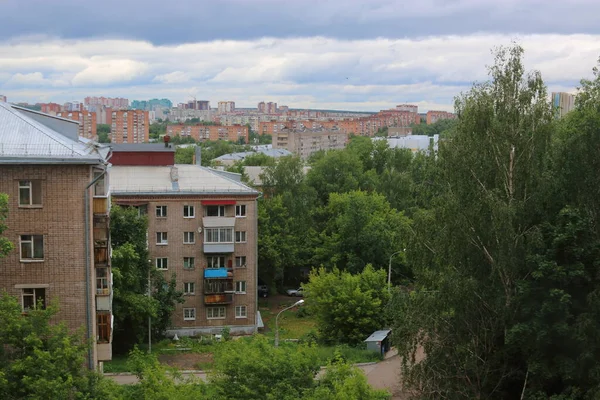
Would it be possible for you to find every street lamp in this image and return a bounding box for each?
[274,299,304,347]
[388,249,405,293]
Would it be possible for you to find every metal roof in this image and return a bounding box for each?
[214,148,293,161]
[0,102,105,164]
[110,164,260,196]
[364,329,392,342]
[110,143,176,153]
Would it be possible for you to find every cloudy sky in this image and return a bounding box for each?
[1,0,599,112]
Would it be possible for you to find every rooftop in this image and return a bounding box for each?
[364,329,392,343]
[110,143,176,153]
[110,164,260,196]
[214,148,292,162]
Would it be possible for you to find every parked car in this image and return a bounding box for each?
[258,285,269,298]
[286,287,304,297]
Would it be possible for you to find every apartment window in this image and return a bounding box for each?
[183,205,195,218]
[183,308,196,321]
[20,235,44,260]
[22,288,46,311]
[156,257,168,270]
[18,180,42,206]
[184,282,195,295]
[235,281,246,293]
[205,205,225,217]
[205,228,233,243]
[235,231,247,243]
[156,206,167,218]
[183,232,195,244]
[235,205,246,217]
[235,256,247,268]
[156,232,168,245]
[96,267,109,294]
[97,313,111,343]
[93,170,107,197]
[235,305,247,319]
[206,256,226,269]
[183,257,195,270]
[207,307,226,319]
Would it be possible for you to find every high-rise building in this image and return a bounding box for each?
[63,101,82,112]
[257,102,266,113]
[396,104,419,113]
[110,110,149,144]
[40,103,62,114]
[552,92,576,118]
[426,110,456,125]
[266,102,277,114]
[0,95,7,103]
[84,97,128,110]
[0,102,113,368]
[57,111,98,140]
[218,101,236,114]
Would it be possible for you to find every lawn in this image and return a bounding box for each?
[258,295,317,340]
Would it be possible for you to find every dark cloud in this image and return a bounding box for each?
[1,0,598,44]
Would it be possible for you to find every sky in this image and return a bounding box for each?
[1,0,599,112]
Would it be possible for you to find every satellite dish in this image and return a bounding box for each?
[197,227,203,233]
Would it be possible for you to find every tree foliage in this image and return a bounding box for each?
[0,194,14,257]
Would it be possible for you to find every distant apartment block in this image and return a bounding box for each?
[57,111,98,140]
[0,95,6,102]
[426,110,456,125]
[63,101,82,112]
[266,102,277,114]
[272,128,348,159]
[552,92,576,118]
[257,102,265,113]
[396,104,419,113]
[110,110,149,144]
[218,101,236,114]
[131,98,174,111]
[84,97,128,110]
[0,102,113,368]
[167,124,249,143]
[40,103,62,114]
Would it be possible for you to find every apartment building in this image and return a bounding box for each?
[110,109,149,144]
[0,95,6,102]
[110,160,260,336]
[0,102,113,368]
[273,128,348,159]
[166,124,249,143]
[426,110,456,125]
[40,103,62,114]
[552,92,576,118]
[217,101,235,114]
[56,110,98,140]
[84,96,128,110]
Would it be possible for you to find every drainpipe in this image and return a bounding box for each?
[84,165,108,370]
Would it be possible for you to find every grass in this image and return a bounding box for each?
[103,354,129,373]
[259,296,318,340]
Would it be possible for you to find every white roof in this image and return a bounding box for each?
[214,148,293,162]
[364,329,392,342]
[110,164,260,196]
[0,102,105,164]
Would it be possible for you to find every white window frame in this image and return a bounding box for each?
[184,282,195,295]
[206,256,226,269]
[156,205,167,218]
[235,256,247,268]
[235,281,246,294]
[235,231,247,243]
[156,257,168,270]
[18,180,42,207]
[20,235,44,261]
[205,205,225,217]
[183,257,195,270]
[156,232,168,245]
[183,308,196,321]
[183,231,195,244]
[96,267,109,294]
[183,205,195,218]
[235,204,246,217]
[235,305,247,319]
[205,228,233,244]
[22,288,46,312]
[207,306,226,320]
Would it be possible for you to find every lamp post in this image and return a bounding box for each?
[275,299,304,347]
[388,250,405,293]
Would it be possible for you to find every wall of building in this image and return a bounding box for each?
[110,110,150,143]
[110,151,175,166]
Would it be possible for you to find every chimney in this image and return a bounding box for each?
[194,146,202,166]
[170,166,179,182]
[163,134,171,148]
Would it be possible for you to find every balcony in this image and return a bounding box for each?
[94,247,109,265]
[93,197,109,215]
[204,293,234,305]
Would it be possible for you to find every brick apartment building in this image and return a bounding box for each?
[0,95,6,102]
[217,101,235,114]
[110,151,260,336]
[273,128,348,159]
[426,110,456,125]
[0,102,113,368]
[56,110,98,141]
[40,103,62,114]
[166,124,249,143]
[110,110,149,143]
[84,96,128,110]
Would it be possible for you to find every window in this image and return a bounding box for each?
[20,235,44,260]
[183,205,195,218]
[235,281,246,293]
[19,180,42,206]
[183,257,195,270]
[183,308,196,321]
[207,256,226,269]
[235,231,247,243]
[156,206,167,218]
[235,256,247,268]
[205,228,233,243]
[156,257,168,270]
[93,170,107,197]
[207,307,226,319]
[22,288,46,311]
[184,282,195,295]
[156,232,168,245]
[235,305,247,318]
[235,205,246,217]
[96,267,109,294]
[183,232,195,244]
[97,312,111,343]
[205,205,225,217]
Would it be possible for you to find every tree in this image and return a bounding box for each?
[0,194,14,257]
[306,150,367,204]
[175,146,195,164]
[0,293,121,399]
[97,124,111,143]
[304,265,390,345]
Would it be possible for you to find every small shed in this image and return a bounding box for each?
[364,329,392,355]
